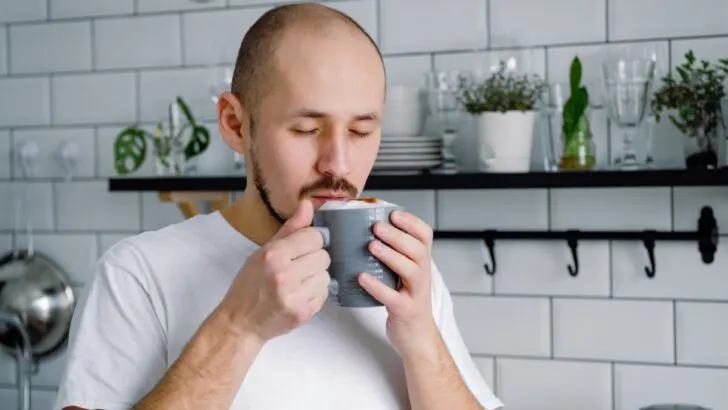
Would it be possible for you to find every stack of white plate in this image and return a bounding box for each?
[374,136,443,171]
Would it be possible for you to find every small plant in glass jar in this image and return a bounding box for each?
[113,96,210,176]
[558,56,596,170]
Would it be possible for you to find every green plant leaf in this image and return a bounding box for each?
[113,127,147,175]
[176,96,197,126]
[184,125,211,160]
[569,56,582,92]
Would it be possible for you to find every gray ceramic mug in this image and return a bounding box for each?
[312,203,402,307]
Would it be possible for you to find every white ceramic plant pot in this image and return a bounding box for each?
[475,111,537,172]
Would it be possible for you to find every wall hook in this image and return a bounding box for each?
[643,234,656,279]
[483,231,496,275]
[566,230,579,277]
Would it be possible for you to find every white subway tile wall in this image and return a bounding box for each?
[0,0,726,408]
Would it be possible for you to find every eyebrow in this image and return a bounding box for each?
[291,109,380,122]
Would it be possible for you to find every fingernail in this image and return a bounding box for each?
[392,211,404,222]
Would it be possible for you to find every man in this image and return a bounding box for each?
[55,3,503,410]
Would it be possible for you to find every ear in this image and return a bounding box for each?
[217,91,251,156]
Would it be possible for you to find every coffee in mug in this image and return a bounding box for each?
[312,197,402,307]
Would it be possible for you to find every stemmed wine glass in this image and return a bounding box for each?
[602,55,656,169]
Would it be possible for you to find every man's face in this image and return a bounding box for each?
[248,29,385,223]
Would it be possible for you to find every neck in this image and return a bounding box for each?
[220,188,281,247]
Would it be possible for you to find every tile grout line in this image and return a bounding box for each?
[670,187,675,231]
[448,292,728,304]
[95,232,102,259]
[673,300,678,365]
[48,73,54,126]
[90,19,96,70]
[4,25,10,75]
[9,130,15,180]
[178,13,186,67]
[51,181,58,232]
[610,362,616,410]
[549,297,555,358]
[134,69,141,123]
[93,126,100,178]
[138,191,144,232]
[469,353,728,369]
[2,5,726,48]
[492,357,498,396]
[604,0,609,42]
[608,240,614,298]
[484,0,490,49]
[2,31,727,81]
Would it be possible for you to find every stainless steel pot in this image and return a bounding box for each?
[0,147,77,410]
[0,249,76,410]
[0,249,76,358]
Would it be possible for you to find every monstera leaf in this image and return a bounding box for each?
[114,126,148,175]
[175,96,211,160]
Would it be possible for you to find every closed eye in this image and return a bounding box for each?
[350,130,371,137]
[293,128,319,135]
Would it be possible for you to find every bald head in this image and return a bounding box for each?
[231,3,384,129]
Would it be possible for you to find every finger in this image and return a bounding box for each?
[390,210,433,246]
[270,198,314,241]
[298,270,331,303]
[288,249,331,284]
[369,240,423,291]
[358,272,402,309]
[274,227,327,260]
[373,222,427,264]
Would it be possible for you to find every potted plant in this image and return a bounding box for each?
[114,96,210,176]
[457,61,546,172]
[558,56,596,170]
[651,50,728,169]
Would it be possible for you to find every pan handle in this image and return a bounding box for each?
[0,312,33,410]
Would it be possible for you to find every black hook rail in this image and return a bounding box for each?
[433,206,719,278]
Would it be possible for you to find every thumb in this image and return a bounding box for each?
[271,198,314,240]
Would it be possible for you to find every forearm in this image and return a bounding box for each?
[400,322,482,410]
[135,307,263,410]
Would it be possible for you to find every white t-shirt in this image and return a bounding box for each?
[54,211,503,410]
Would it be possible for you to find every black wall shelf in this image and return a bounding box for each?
[108,168,728,192]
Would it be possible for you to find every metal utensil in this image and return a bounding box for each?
[0,145,76,410]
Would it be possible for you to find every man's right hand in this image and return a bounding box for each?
[218,198,332,344]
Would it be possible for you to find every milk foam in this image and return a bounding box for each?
[318,198,396,210]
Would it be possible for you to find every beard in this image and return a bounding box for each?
[250,143,359,226]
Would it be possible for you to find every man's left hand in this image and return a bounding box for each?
[358,209,438,356]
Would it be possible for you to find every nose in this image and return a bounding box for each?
[315,128,352,178]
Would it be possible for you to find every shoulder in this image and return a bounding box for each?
[98,213,220,288]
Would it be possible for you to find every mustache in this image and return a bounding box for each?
[300,175,358,198]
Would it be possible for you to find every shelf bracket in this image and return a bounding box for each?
[158,191,231,219]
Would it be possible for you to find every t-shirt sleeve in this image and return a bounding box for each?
[430,260,504,410]
[54,244,168,410]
